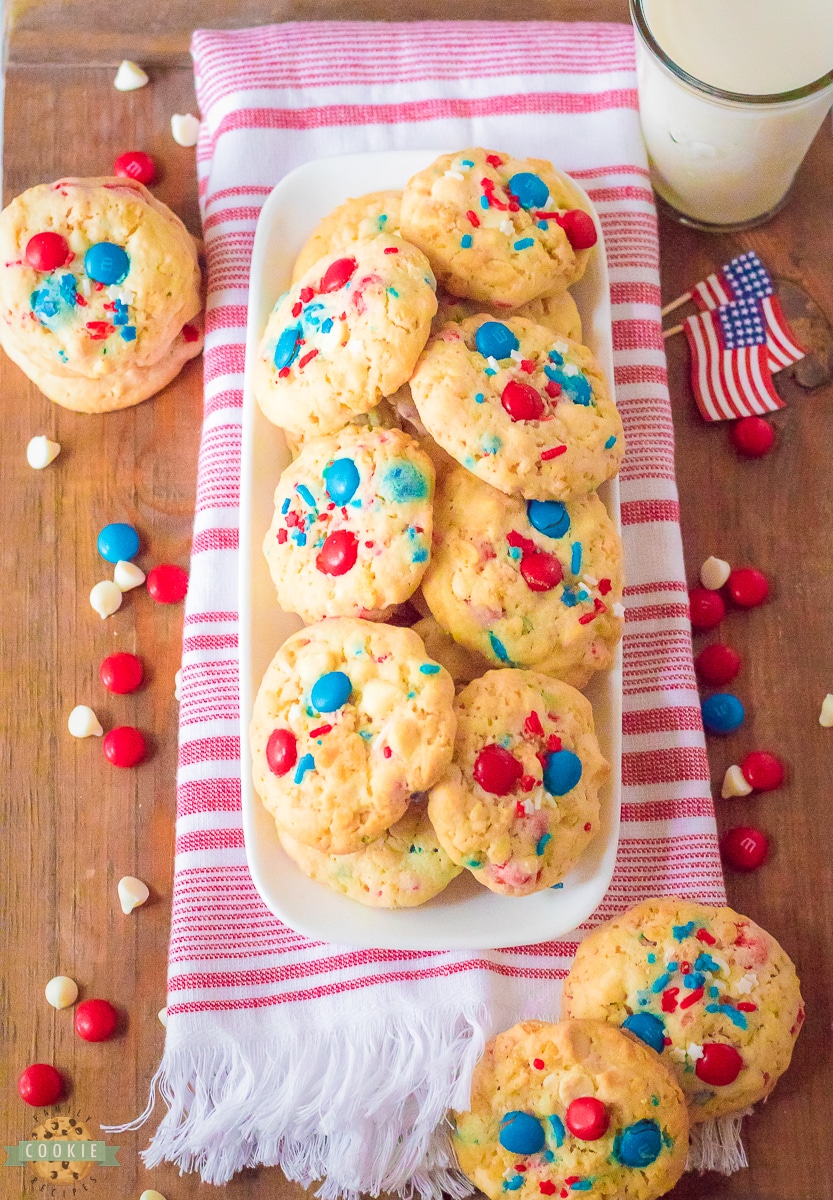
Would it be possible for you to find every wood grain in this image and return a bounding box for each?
[1,4,831,1197]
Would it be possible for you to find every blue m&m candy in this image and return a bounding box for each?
[310,671,352,713]
[701,692,745,734]
[97,522,140,563]
[475,321,519,361]
[274,325,302,370]
[543,748,583,796]
[324,458,360,505]
[499,1112,545,1156]
[508,171,549,210]
[613,1120,663,1168]
[622,1012,666,1054]
[84,242,130,286]
[527,499,570,540]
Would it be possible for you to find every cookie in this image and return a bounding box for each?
[263,425,435,622]
[409,316,623,500]
[282,396,402,459]
[254,235,437,439]
[291,190,403,283]
[428,669,608,896]
[412,613,491,685]
[421,465,623,687]
[250,618,456,854]
[30,1116,95,1184]
[562,898,805,1122]
[433,289,582,343]
[276,805,462,908]
[400,148,597,308]
[452,1018,688,1200]
[0,176,203,412]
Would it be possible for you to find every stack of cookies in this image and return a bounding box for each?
[249,148,625,907]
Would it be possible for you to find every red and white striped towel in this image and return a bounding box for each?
[112,22,734,1195]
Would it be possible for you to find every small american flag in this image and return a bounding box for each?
[683,297,786,422]
[692,251,806,372]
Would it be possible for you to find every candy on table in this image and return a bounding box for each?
[147,563,189,603]
[688,587,725,631]
[113,59,149,90]
[701,692,745,734]
[68,705,103,738]
[114,560,146,591]
[100,651,143,694]
[113,150,156,185]
[699,555,731,590]
[564,1096,609,1140]
[731,415,775,458]
[819,694,833,727]
[721,825,769,871]
[118,876,150,914]
[45,975,78,1009]
[140,1190,169,1200]
[741,751,785,791]
[174,667,182,701]
[17,1063,63,1106]
[171,112,200,146]
[157,1007,168,1027]
[26,435,61,469]
[75,998,118,1042]
[98,522,140,563]
[695,642,741,686]
[90,580,123,618]
[103,726,147,767]
[721,765,753,799]
[727,566,769,608]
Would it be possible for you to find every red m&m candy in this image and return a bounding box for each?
[319,256,357,293]
[727,567,769,608]
[25,231,70,272]
[731,416,775,459]
[103,726,146,767]
[695,643,741,686]
[689,587,725,631]
[100,651,143,694]
[501,380,545,422]
[695,1043,743,1086]
[520,551,563,592]
[113,150,156,185]
[147,564,189,604]
[266,728,297,776]
[565,1097,609,1140]
[473,744,523,795]
[555,209,598,250]
[741,751,785,791]
[316,530,358,576]
[18,1063,64,1106]
[721,825,769,872]
[75,998,118,1042]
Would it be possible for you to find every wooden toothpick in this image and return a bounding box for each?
[662,324,684,339]
[661,291,693,318]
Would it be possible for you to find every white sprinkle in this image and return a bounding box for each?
[120,288,136,304]
[669,1047,686,1063]
[45,975,78,1009]
[78,275,91,297]
[721,764,753,799]
[174,668,182,702]
[171,113,200,147]
[734,971,758,995]
[90,580,122,618]
[553,340,570,354]
[114,559,146,592]
[68,705,103,738]
[499,219,513,236]
[157,1008,168,1028]
[118,875,150,914]
[510,349,524,362]
[819,694,833,727]
[487,356,499,371]
[687,1042,704,1061]
[583,573,599,587]
[700,555,731,590]
[562,362,580,377]
[613,601,625,619]
[114,60,149,91]
[444,169,465,180]
[26,435,61,469]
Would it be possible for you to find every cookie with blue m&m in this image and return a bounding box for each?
[401,148,598,308]
[433,288,583,343]
[263,425,435,622]
[0,177,203,412]
[254,234,437,439]
[290,190,403,283]
[250,618,456,854]
[452,1019,688,1200]
[409,316,623,501]
[562,898,805,1121]
[428,670,607,896]
[420,465,623,688]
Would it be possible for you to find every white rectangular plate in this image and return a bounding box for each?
[240,151,621,950]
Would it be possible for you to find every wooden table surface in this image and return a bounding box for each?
[2,3,831,1198]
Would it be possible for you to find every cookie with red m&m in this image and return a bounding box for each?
[433,288,583,343]
[401,149,597,308]
[562,898,804,1121]
[0,177,203,412]
[250,618,456,854]
[409,316,623,501]
[254,235,437,438]
[421,465,623,687]
[290,190,404,283]
[452,1019,688,1200]
[263,426,435,622]
[428,669,608,896]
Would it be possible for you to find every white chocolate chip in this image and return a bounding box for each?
[819,694,833,727]
[118,876,150,914]
[140,1191,168,1200]
[114,60,149,91]
[499,219,513,236]
[45,975,78,1009]
[68,705,103,738]
[171,113,200,147]
[90,580,123,618]
[444,169,464,180]
[26,435,61,469]
[700,555,731,590]
[114,559,146,592]
[721,764,753,799]
[157,1007,168,1027]
[174,668,182,702]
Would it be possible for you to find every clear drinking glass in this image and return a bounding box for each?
[630,0,833,231]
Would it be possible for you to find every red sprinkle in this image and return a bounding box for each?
[501,379,545,422]
[577,611,597,625]
[75,294,87,306]
[598,578,612,596]
[383,746,392,759]
[299,286,315,302]
[520,550,563,592]
[279,367,290,378]
[18,1063,63,1107]
[292,301,303,317]
[538,1183,556,1196]
[316,530,358,576]
[100,651,143,695]
[533,1057,545,1069]
[524,711,544,737]
[661,987,679,1013]
[277,528,288,544]
[383,246,399,253]
[309,724,333,738]
[547,734,562,752]
[507,530,537,555]
[519,358,537,374]
[516,801,527,816]
[583,822,591,831]
[473,743,524,796]
[86,320,115,340]
[75,998,118,1042]
[25,231,70,272]
[680,986,704,1009]
[103,726,146,768]
[298,348,318,370]
[319,256,357,293]
[147,563,189,604]
[679,961,691,975]
[486,153,504,167]
[267,728,297,776]
[544,379,562,399]
[696,928,716,945]
[540,446,567,461]
[465,209,481,227]
[521,775,536,792]
[113,149,156,184]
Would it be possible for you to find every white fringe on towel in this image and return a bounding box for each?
[687,1112,748,1175]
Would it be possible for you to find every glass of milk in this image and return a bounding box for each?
[631,0,833,229]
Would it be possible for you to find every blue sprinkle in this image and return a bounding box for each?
[684,973,706,989]
[295,483,316,508]
[651,973,672,993]
[31,288,59,321]
[673,921,697,941]
[461,234,473,249]
[387,287,399,298]
[320,317,333,334]
[419,664,441,674]
[537,220,549,230]
[484,367,496,376]
[412,547,428,563]
[378,213,388,225]
[576,590,589,602]
[695,952,720,973]
[502,1177,524,1192]
[489,632,510,662]
[561,588,579,608]
[475,392,485,404]
[706,1003,748,1030]
[513,237,535,251]
[604,435,617,449]
[709,985,720,997]
[542,1150,555,1163]
[536,833,552,856]
[571,1182,592,1192]
[667,962,678,971]
[570,542,582,575]
[281,497,291,514]
[120,325,136,341]
[548,349,564,365]
[547,1115,565,1147]
[481,434,502,455]
[59,274,78,305]
[358,730,372,741]
[480,195,489,209]
[291,530,306,547]
[294,753,315,784]
[550,883,564,889]
[461,159,474,167]
[508,546,522,561]
[57,349,68,362]
[647,953,656,963]
[379,460,429,503]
